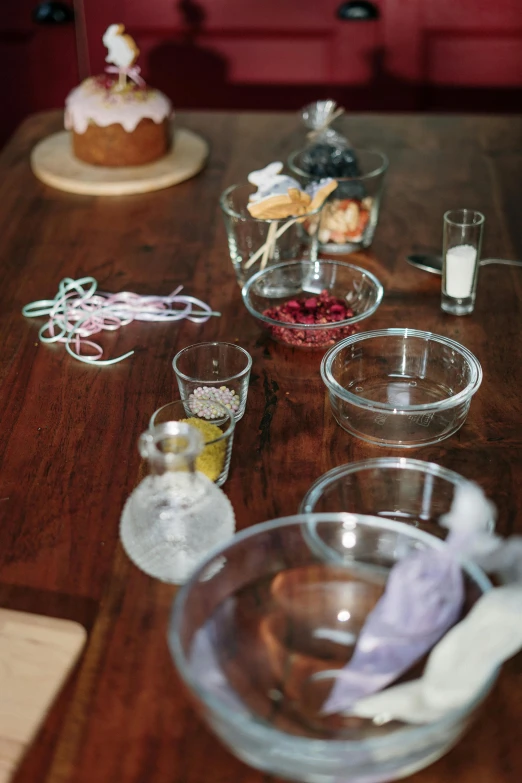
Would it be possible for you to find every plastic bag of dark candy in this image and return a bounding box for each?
[292,101,366,205]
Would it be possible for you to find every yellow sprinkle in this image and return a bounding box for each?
[181,418,227,482]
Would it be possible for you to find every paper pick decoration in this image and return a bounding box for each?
[247,162,337,220]
[243,162,337,271]
[103,24,139,69]
[103,24,144,88]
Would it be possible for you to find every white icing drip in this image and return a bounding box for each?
[65,76,173,134]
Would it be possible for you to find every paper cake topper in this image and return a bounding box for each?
[103,24,144,88]
[247,162,337,220]
[103,24,139,68]
[243,162,337,271]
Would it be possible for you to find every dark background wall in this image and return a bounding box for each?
[3,0,522,146]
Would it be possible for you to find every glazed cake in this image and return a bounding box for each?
[65,74,173,167]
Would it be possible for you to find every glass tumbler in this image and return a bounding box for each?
[441,209,485,316]
[173,342,252,421]
[149,399,235,487]
[288,149,388,254]
[220,183,323,286]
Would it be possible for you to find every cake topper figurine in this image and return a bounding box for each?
[244,162,337,271]
[103,24,144,89]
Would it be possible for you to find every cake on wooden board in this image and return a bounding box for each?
[64,24,172,167]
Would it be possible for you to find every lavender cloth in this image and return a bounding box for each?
[322,548,464,715]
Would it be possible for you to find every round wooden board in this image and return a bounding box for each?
[30,126,208,196]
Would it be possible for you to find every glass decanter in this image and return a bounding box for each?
[120,421,236,584]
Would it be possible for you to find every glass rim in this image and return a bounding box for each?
[241,260,384,331]
[173,341,253,384]
[300,457,481,514]
[169,512,494,753]
[287,148,389,182]
[219,182,325,223]
[149,398,236,445]
[443,209,485,228]
[321,328,483,412]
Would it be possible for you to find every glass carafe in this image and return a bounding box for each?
[120,422,236,584]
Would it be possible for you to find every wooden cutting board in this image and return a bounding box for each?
[30,126,208,196]
[0,609,86,783]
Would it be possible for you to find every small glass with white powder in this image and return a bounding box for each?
[441,209,485,316]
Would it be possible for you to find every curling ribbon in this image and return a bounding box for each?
[22,277,220,367]
[105,65,146,87]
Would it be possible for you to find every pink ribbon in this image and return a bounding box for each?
[22,278,220,366]
[105,65,146,87]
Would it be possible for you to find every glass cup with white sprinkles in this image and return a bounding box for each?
[173,342,252,421]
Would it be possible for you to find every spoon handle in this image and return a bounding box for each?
[481,258,522,267]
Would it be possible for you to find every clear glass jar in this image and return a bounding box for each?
[120,422,235,584]
[220,183,323,286]
[288,149,388,254]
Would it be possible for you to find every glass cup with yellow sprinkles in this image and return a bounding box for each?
[149,399,235,487]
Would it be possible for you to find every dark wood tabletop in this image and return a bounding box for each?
[1,110,522,783]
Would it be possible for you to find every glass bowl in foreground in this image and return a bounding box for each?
[169,513,494,783]
[321,328,482,447]
[300,458,495,539]
[242,259,383,350]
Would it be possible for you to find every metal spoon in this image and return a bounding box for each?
[407,254,522,275]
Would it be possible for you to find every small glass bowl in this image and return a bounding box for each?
[321,328,482,447]
[300,458,495,539]
[173,342,252,421]
[149,399,235,486]
[288,149,388,254]
[242,259,383,350]
[220,183,324,286]
[169,512,494,783]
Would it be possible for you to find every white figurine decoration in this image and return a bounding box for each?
[103,24,144,89]
[247,162,301,204]
[244,161,337,271]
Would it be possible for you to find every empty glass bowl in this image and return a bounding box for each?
[169,513,493,783]
[300,458,495,539]
[321,328,482,447]
[242,260,383,349]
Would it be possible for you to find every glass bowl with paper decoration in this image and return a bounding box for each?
[169,512,495,783]
[241,260,383,349]
[300,458,495,540]
[321,329,482,447]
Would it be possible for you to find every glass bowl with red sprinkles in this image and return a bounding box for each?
[242,260,383,349]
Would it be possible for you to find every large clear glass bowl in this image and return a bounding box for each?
[242,259,383,350]
[169,513,494,783]
[300,458,495,539]
[321,328,482,447]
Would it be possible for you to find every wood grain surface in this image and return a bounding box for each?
[0,110,521,783]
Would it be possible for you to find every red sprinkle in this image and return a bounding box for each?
[263,289,359,347]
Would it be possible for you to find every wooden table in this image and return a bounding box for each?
[1,110,522,783]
